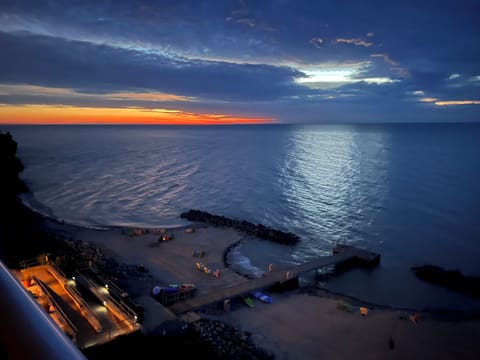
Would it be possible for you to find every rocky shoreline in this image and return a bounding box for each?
[190,318,274,360]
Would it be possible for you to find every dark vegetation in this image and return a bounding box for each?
[0,131,107,270]
[0,131,57,267]
[0,131,28,198]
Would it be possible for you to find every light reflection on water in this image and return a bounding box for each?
[5,123,480,310]
[238,125,480,310]
[269,125,390,263]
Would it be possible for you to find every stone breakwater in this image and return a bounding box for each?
[411,264,480,299]
[180,209,300,245]
[190,318,273,360]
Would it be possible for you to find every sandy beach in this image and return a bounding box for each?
[220,292,480,360]
[34,215,480,360]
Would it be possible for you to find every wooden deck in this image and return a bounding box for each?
[169,245,379,314]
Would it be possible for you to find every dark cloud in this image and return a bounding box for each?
[0,31,310,101]
[0,0,479,122]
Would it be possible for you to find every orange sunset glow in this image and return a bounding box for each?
[0,105,274,125]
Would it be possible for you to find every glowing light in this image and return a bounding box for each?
[420,97,438,103]
[295,63,397,89]
[434,100,480,106]
[361,77,398,84]
[296,69,353,83]
[0,104,274,125]
[152,108,181,113]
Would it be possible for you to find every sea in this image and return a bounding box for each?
[3,123,480,311]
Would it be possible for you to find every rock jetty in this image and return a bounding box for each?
[180,209,300,245]
[411,264,480,298]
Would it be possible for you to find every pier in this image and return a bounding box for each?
[170,244,380,314]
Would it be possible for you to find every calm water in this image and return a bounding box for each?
[3,123,480,310]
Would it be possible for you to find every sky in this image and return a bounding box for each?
[0,0,479,125]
